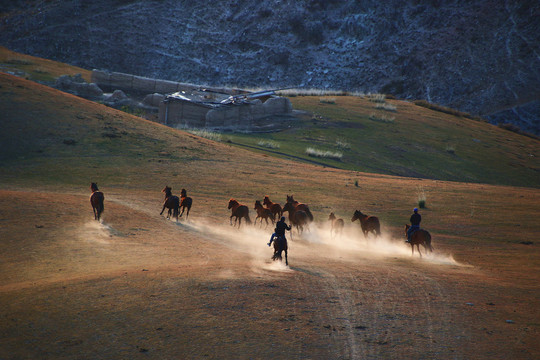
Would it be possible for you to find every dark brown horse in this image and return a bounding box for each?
[351,210,381,239]
[283,202,309,234]
[263,196,283,219]
[254,200,275,227]
[286,195,314,222]
[228,199,252,227]
[90,183,104,221]
[272,235,288,266]
[179,188,192,219]
[405,224,433,257]
[329,212,344,238]
[160,186,180,221]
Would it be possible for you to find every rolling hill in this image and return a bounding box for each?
[1,54,540,359]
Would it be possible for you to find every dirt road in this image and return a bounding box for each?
[1,189,538,359]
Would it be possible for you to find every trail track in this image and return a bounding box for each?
[1,189,538,359]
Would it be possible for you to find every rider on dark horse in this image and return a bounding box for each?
[268,216,291,247]
[406,208,421,242]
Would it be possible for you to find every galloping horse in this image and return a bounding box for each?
[405,224,433,257]
[254,200,275,227]
[228,199,252,227]
[160,186,180,221]
[351,210,381,239]
[179,188,192,219]
[272,235,288,266]
[90,183,104,221]
[328,212,344,238]
[282,202,309,234]
[263,196,283,219]
[286,195,314,222]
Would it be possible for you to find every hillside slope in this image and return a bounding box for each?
[1,71,539,360]
[1,0,538,134]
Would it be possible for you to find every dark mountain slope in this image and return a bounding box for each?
[1,0,539,133]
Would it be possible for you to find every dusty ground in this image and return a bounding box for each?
[1,188,538,360]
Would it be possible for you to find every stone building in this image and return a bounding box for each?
[91,70,294,132]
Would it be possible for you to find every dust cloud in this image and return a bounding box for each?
[172,217,460,270]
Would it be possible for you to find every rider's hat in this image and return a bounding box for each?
[281,216,286,221]
[413,208,418,212]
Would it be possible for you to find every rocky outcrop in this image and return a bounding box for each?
[55,74,103,98]
[1,0,539,133]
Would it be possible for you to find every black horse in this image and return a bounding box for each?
[160,186,180,221]
[272,235,288,266]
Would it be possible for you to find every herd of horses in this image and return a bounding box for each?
[90,183,434,264]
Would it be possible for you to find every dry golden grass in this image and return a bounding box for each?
[0,73,539,359]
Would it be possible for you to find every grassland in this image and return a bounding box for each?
[1,51,539,359]
[225,96,539,188]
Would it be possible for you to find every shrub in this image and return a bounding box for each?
[319,97,336,104]
[185,128,222,142]
[257,140,280,149]
[305,147,343,161]
[375,102,397,112]
[416,186,427,209]
[335,138,351,149]
[369,112,395,123]
[368,93,386,103]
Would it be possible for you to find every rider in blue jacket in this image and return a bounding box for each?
[407,208,421,242]
[268,217,291,246]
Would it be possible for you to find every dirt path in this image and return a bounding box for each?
[0,189,538,359]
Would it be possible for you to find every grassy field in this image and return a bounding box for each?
[1,52,539,359]
[224,96,539,188]
[0,46,91,84]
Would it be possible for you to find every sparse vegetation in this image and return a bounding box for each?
[257,140,280,149]
[369,112,395,123]
[368,93,386,103]
[375,102,397,112]
[416,185,427,208]
[185,128,223,142]
[335,138,351,150]
[414,99,479,120]
[445,144,456,154]
[305,147,343,161]
[319,97,336,105]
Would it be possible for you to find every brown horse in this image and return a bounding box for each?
[160,186,180,221]
[90,183,104,221]
[228,199,252,227]
[263,196,283,219]
[282,202,309,234]
[254,200,275,227]
[286,195,314,222]
[179,188,192,219]
[405,224,433,257]
[272,235,288,266]
[328,212,344,238]
[351,210,381,239]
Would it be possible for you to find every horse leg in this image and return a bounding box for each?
[284,248,288,266]
[93,206,97,220]
[417,244,422,258]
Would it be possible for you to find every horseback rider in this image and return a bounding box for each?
[268,216,291,247]
[406,208,421,242]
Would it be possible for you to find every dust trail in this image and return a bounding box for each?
[172,218,461,269]
[82,220,112,244]
[174,218,293,273]
[302,221,461,266]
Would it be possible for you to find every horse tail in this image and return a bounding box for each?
[245,213,252,225]
[425,232,433,252]
[305,208,314,222]
[97,193,105,215]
